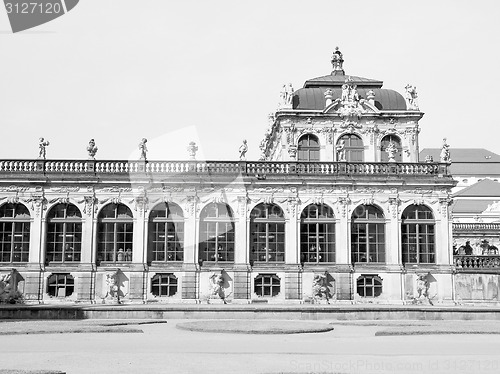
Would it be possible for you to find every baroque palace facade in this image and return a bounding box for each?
[0,50,461,305]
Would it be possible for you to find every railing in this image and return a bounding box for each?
[453,223,500,233]
[0,159,451,177]
[454,255,500,271]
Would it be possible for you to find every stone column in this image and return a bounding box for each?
[181,194,197,300]
[386,199,401,265]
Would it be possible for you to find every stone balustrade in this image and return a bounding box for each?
[0,159,450,177]
[453,223,500,233]
[454,255,500,271]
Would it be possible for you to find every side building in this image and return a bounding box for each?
[0,50,460,305]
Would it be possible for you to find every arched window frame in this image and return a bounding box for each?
[300,204,335,263]
[380,135,403,162]
[351,205,386,263]
[46,203,82,264]
[250,203,285,263]
[297,134,320,162]
[0,203,31,263]
[148,203,184,262]
[199,203,235,263]
[97,203,134,264]
[401,205,435,264]
[337,134,364,162]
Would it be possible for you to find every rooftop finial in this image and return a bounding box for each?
[331,47,345,76]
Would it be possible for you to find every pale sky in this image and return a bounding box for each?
[0,0,499,161]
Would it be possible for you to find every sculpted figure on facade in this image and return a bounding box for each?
[330,46,344,73]
[187,141,198,160]
[0,270,21,304]
[404,84,419,110]
[312,273,330,303]
[279,83,294,109]
[336,139,346,161]
[239,140,248,161]
[413,273,433,305]
[87,139,98,159]
[209,272,225,301]
[104,271,120,303]
[38,137,50,159]
[138,138,148,160]
[440,138,451,163]
[385,141,397,162]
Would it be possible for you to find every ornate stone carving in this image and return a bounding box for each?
[38,137,49,159]
[312,273,330,303]
[337,197,350,218]
[185,195,198,217]
[385,141,397,162]
[82,195,97,217]
[209,271,226,301]
[405,84,419,110]
[187,141,198,160]
[237,195,248,218]
[288,145,297,160]
[440,138,451,163]
[331,46,344,74]
[439,197,453,217]
[87,139,98,159]
[0,186,29,192]
[27,193,47,217]
[389,197,401,219]
[0,269,23,304]
[139,138,148,160]
[133,196,148,213]
[279,83,294,109]
[238,140,248,161]
[284,123,296,144]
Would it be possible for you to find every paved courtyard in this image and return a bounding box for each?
[0,319,500,374]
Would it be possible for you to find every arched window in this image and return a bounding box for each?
[401,205,435,264]
[250,203,285,263]
[46,204,82,263]
[0,203,30,263]
[199,203,235,262]
[148,203,184,262]
[337,134,364,162]
[300,204,335,263]
[380,135,402,162]
[351,205,385,263]
[297,134,320,162]
[97,204,133,263]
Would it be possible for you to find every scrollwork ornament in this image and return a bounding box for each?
[388,197,401,219]
[83,195,98,217]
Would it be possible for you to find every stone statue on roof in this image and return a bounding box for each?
[405,84,419,110]
[279,83,294,109]
[139,138,148,160]
[38,137,49,159]
[440,138,451,163]
[87,139,98,159]
[331,46,344,74]
[239,140,248,161]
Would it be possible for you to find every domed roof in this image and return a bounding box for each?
[293,86,407,111]
[292,49,408,111]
